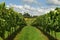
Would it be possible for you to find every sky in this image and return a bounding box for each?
[0,0,60,16]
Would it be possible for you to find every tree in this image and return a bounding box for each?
[23,12,31,18]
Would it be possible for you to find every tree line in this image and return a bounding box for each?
[31,7,60,38]
[0,2,26,40]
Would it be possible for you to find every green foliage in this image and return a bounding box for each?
[23,12,32,18]
[32,7,60,32]
[0,2,26,39]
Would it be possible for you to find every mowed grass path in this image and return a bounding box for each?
[14,26,48,40]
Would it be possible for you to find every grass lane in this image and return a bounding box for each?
[14,26,48,40]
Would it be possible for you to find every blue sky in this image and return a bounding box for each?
[0,0,60,16]
[0,0,47,7]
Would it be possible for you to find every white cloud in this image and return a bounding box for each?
[47,0,60,5]
[23,0,35,3]
[7,4,55,16]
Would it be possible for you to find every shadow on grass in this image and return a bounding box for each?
[5,26,24,40]
[36,27,58,40]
